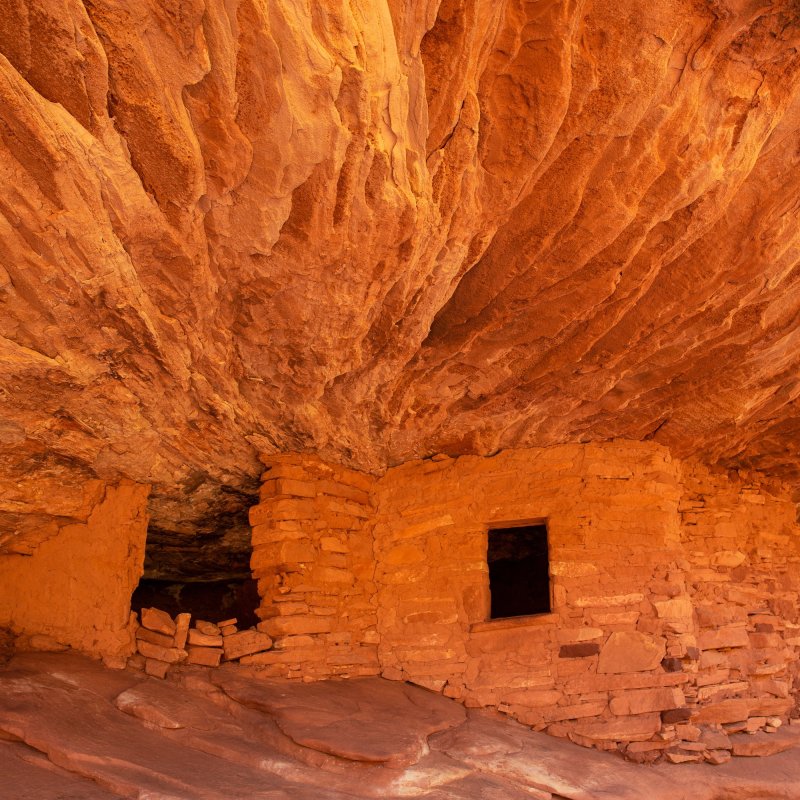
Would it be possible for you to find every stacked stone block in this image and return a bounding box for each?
[129,609,273,676]
[674,462,800,759]
[247,454,380,678]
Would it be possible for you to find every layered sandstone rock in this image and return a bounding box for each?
[1,1,800,548]
[2,651,800,798]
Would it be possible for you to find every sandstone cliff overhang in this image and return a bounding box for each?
[1,1,800,550]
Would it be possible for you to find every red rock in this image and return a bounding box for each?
[598,632,666,674]
[136,641,186,664]
[730,728,800,757]
[697,626,749,650]
[139,609,176,638]
[701,730,732,750]
[665,749,703,764]
[2,0,800,574]
[1,0,800,761]
[187,630,223,648]
[677,741,707,752]
[694,699,751,725]
[661,708,692,724]
[0,739,119,799]
[609,687,684,716]
[173,613,191,650]
[144,658,170,680]
[126,654,146,671]
[749,697,794,717]
[705,749,732,765]
[571,713,662,743]
[221,630,273,661]
[195,621,221,637]
[185,647,223,667]
[136,628,175,649]
[212,671,465,768]
[115,686,188,729]
[4,652,800,799]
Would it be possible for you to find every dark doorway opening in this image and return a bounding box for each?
[131,511,260,629]
[487,524,550,619]
[131,578,260,628]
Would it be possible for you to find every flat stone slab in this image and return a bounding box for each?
[213,669,466,767]
[114,681,220,731]
[730,727,800,757]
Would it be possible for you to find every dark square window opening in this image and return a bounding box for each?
[487,524,550,619]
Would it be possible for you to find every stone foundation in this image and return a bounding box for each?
[250,442,800,758]
[0,480,149,658]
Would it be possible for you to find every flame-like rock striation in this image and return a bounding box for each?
[1,0,800,548]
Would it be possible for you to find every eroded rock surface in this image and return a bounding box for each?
[1,653,800,800]
[1,1,800,544]
[0,740,120,800]
[213,669,466,766]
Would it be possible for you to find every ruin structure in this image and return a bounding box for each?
[2,0,800,777]
[2,441,799,760]
[249,445,800,754]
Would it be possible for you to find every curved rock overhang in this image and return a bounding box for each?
[1,0,800,556]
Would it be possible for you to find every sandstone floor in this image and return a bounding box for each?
[0,653,798,800]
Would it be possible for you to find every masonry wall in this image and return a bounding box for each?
[367,443,800,756]
[0,480,149,659]
[247,454,380,678]
[680,462,800,730]
[251,443,800,758]
[372,442,690,748]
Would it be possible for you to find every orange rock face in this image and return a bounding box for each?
[1,2,800,544]
[8,651,799,799]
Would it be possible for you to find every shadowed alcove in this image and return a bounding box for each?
[131,494,260,628]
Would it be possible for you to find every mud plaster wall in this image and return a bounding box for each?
[0,481,149,658]
[253,442,800,750]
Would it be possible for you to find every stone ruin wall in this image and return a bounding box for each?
[371,441,689,744]
[246,455,381,679]
[0,480,149,660]
[680,461,800,730]
[251,442,800,756]
[1,441,798,757]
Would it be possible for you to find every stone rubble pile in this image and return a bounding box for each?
[128,607,273,678]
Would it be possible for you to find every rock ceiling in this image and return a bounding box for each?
[1,0,800,550]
